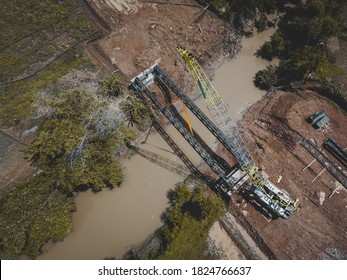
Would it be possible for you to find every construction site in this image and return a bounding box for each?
[90,0,347,259]
[1,0,346,260]
[126,51,347,259]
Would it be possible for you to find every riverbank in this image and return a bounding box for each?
[3,0,346,261]
[81,0,240,91]
[38,3,278,258]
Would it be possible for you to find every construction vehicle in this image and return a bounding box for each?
[177,47,300,219]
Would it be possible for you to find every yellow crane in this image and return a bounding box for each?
[177,47,300,218]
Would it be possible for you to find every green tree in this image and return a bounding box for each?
[201,0,278,30]
[158,186,224,260]
[27,89,128,193]
[254,65,279,90]
[306,0,325,18]
[283,45,342,80]
[255,13,268,32]
[256,0,346,84]
[258,33,286,60]
[0,174,76,259]
[99,74,123,97]
[121,92,154,131]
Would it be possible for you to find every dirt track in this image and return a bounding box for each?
[233,89,347,259]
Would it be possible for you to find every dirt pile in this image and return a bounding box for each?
[232,90,347,259]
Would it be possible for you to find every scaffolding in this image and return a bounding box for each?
[130,67,248,196]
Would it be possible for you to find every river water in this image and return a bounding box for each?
[39,28,274,260]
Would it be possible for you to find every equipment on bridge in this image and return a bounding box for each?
[168,98,193,135]
[130,65,248,197]
[177,47,300,219]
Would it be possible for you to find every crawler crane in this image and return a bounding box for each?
[177,47,300,219]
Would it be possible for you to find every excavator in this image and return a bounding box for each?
[177,47,300,219]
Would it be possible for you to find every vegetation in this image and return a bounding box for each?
[0,87,134,258]
[0,49,91,127]
[0,85,134,258]
[0,0,143,259]
[0,0,130,259]
[0,175,76,259]
[255,0,346,86]
[99,74,123,98]
[27,89,131,193]
[199,0,279,31]
[121,92,155,131]
[314,80,347,111]
[144,184,225,260]
[0,0,97,127]
[254,65,279,90]
[0,0,229,261]
[1,0,71,48]
[198,1,346,103]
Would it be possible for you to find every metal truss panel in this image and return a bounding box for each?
[301,139,347,189]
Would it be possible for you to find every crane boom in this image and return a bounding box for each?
[177,47,300,218]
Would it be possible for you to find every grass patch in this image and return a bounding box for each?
[0,47,92,127]
[0,0,71,49]
[0,0,97,128]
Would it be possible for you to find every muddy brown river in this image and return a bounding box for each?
[39,29,275,260]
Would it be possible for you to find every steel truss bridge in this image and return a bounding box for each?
[129,64,248,197]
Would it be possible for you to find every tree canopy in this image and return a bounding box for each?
[27,89,130,193]
[121,92,154,131]
[99,74,123,98]
[0,86,134,259]
[257,0,346,82]
[145,185,225,260]
[254,65,279,90]
[201,0,278,30]
[0,175,76,259]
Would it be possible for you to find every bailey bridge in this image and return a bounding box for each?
[129,64,248,197]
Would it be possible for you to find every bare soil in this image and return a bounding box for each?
[208,221,246,260]
[83,0,239,90]
[232,89,347,259]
